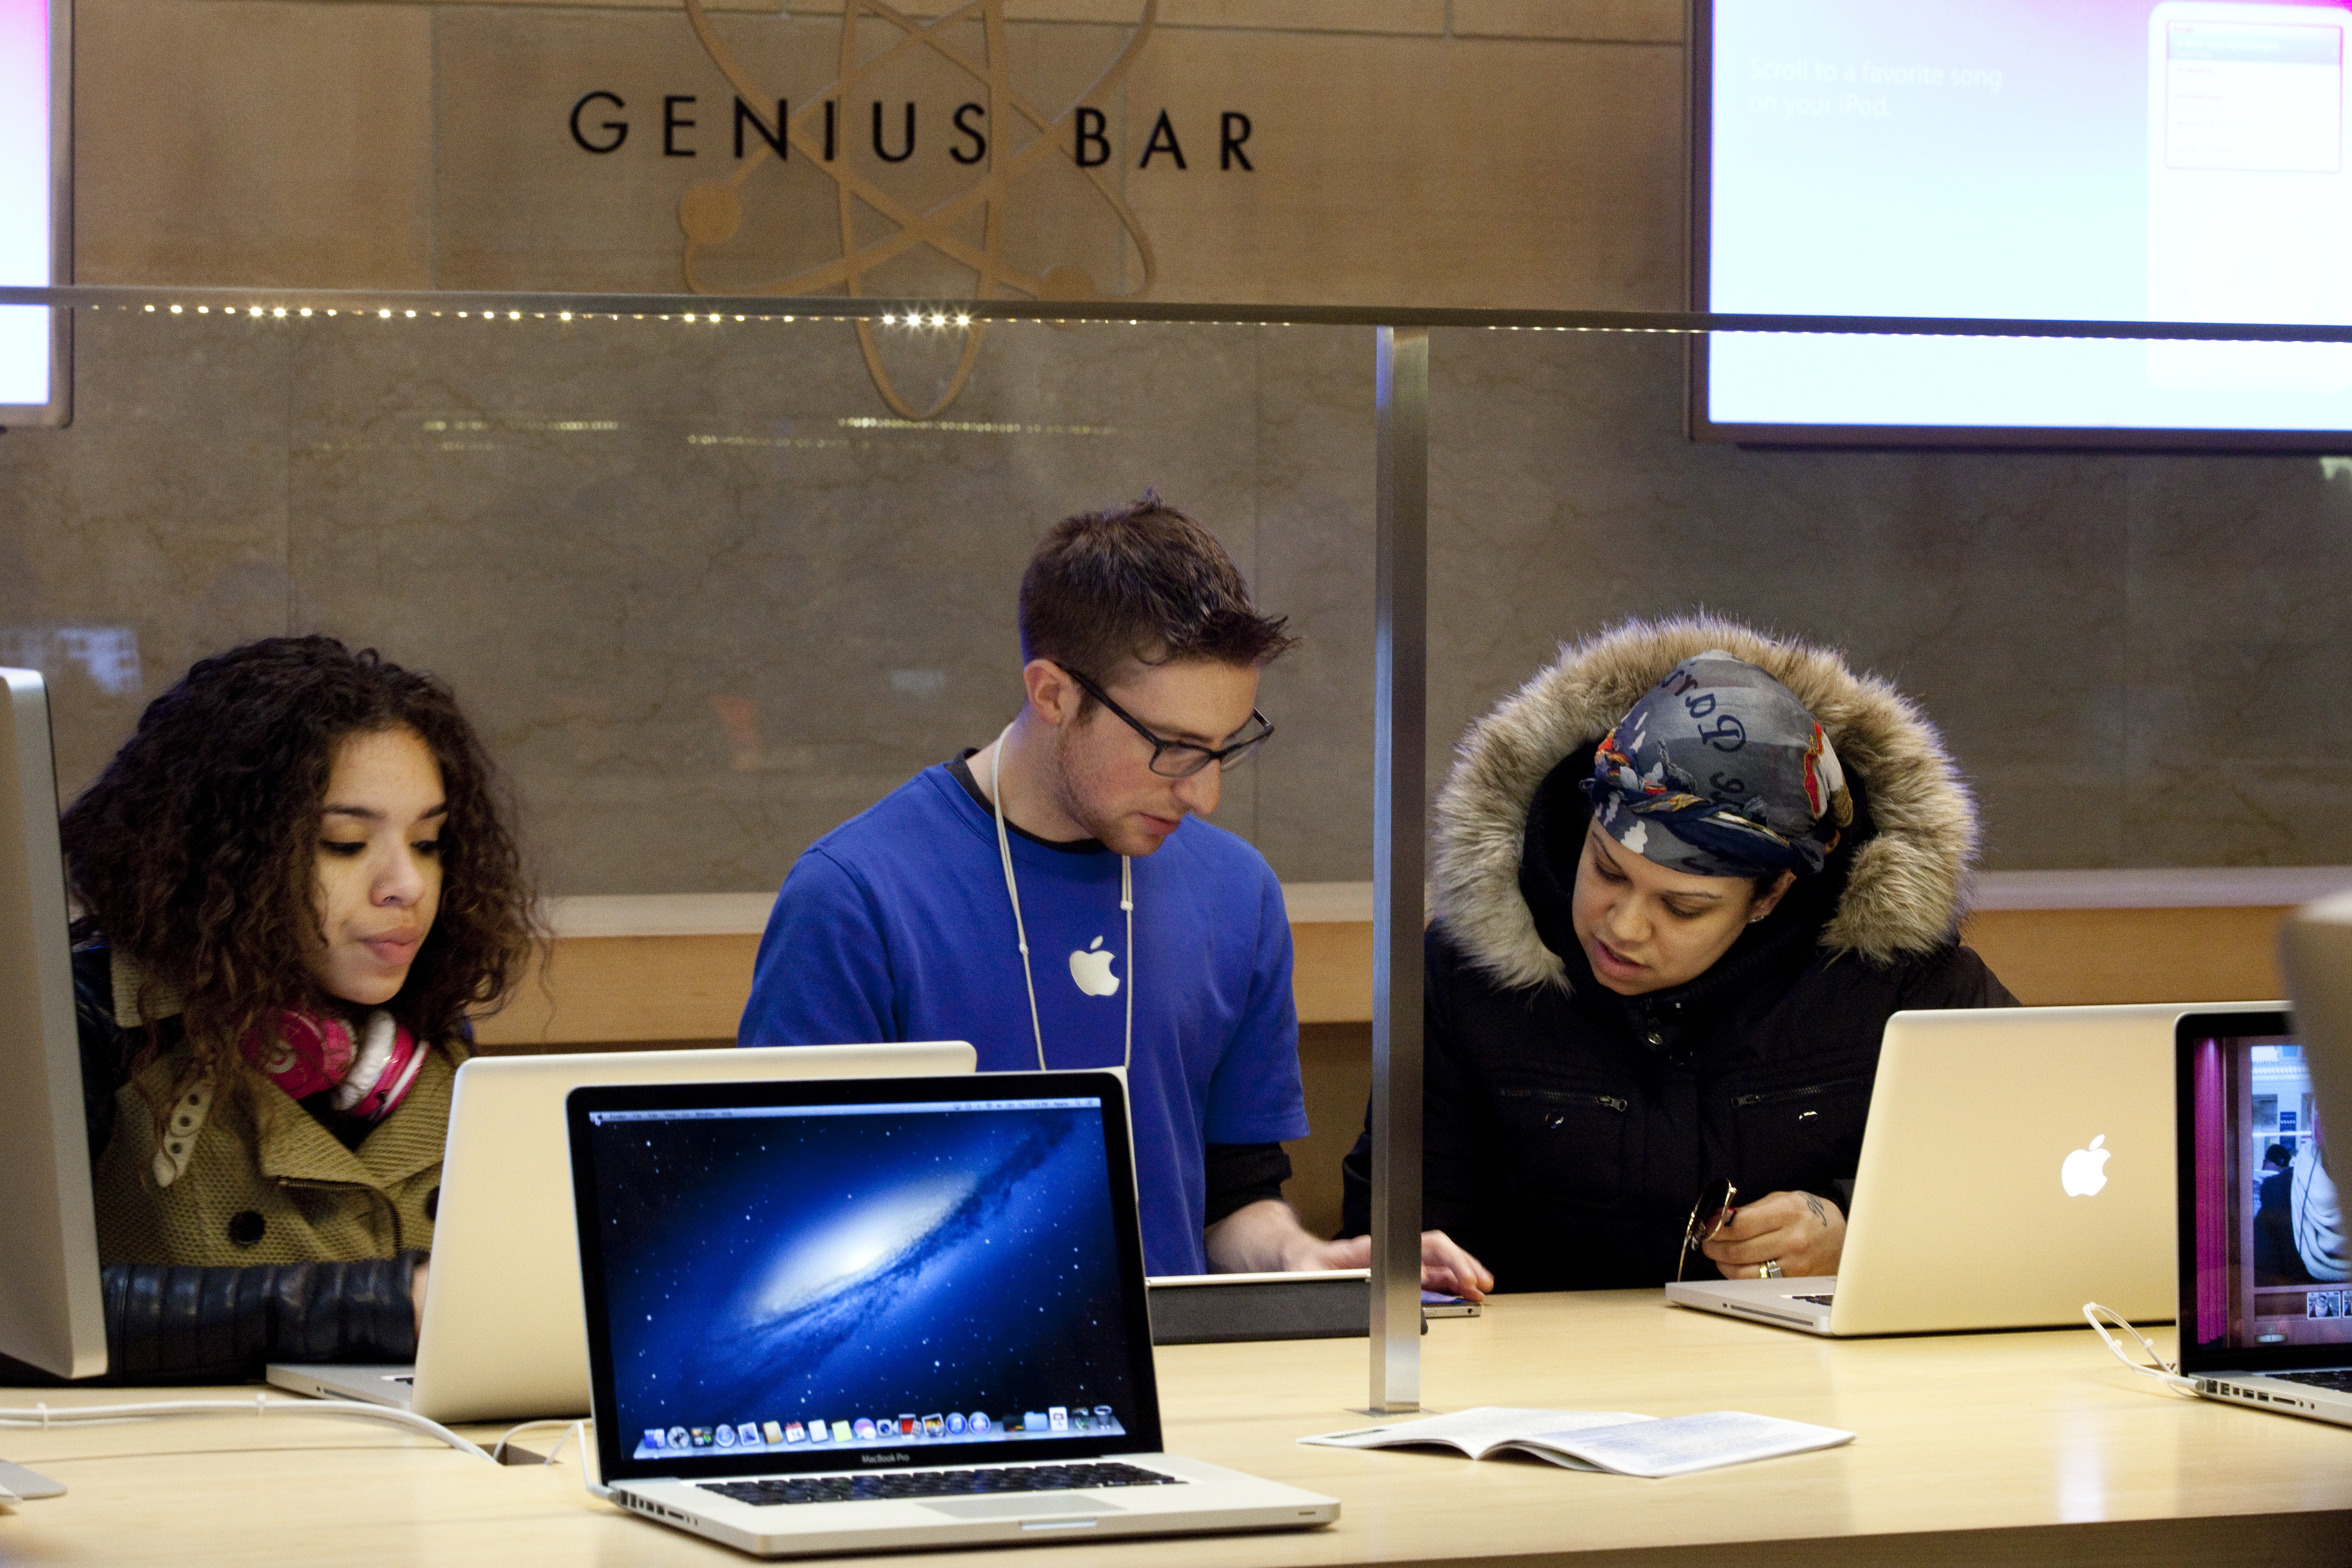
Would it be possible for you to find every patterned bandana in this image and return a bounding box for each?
[241,1007,427,1123]
[1580,650,1853,879]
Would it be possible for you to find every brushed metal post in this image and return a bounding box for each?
[1369,325,1428,1414]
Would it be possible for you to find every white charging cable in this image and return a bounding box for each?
[491,1417,587,1466]
[0,1394,492,1461]
[2081,1303,2203,1398]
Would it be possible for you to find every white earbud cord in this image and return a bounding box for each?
[2081,1302,2201,1397]
[990,728,1132,1073]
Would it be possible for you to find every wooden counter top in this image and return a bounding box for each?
[4,1291,2344,1566]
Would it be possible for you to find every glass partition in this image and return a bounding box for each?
[0,302,1369,894]
[9,292,2350,891]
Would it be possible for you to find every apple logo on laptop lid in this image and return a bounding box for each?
[2061,1135,2111,1197]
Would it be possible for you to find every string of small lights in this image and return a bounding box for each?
[11,285,2352,345]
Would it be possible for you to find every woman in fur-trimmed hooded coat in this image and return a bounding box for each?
[1340,617,2014,1293]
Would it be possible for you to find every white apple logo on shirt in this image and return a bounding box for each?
[2060,1134,2111,1197]
[1069,936,1121,998]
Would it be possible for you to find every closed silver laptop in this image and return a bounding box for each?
[1669,1002,2278,1336]
[2172,1008,2351,1425]
[267,1041,974,1422]
[565,1071,1338,1556]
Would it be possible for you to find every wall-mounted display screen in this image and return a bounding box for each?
[1693,0,2352,447]
[0,0,65,426]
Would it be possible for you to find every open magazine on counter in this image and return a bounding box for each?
[1301,1406,1853,1479]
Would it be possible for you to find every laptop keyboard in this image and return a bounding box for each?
[2270,1368,2352,1393]
[1791,1294,1834,1306]
[701,1462,1185,1508]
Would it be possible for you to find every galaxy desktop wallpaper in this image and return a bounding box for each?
[584,1097,1144,1465]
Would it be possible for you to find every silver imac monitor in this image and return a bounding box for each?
[0,668,104,1378]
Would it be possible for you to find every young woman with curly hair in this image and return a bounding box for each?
[60,636,536,1381]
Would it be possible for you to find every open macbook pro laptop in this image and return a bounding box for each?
[566,1071,1339,1557]
[267,1041,974,1422]
[1668,1002,2279,1336]
[2174,1009,2351,1426]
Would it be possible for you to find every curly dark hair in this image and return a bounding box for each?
[60,636,537,1099]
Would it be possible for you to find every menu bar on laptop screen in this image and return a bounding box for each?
[587,1097,1103,1125]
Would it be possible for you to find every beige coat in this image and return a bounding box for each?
[91,954,457,1269]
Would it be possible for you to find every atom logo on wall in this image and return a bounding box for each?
[676,0,1160,419]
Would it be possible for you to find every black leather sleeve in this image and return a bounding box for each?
[1202,1142,1292,1227]
[100,1254,424,1383]
[1339,1127,1369,1242]
[71,944,135,1164]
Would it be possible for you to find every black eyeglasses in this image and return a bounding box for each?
[1676,1177,1738,1283]
[1065,669,1274,780]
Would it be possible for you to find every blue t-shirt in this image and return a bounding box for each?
[738,763,1308,1276]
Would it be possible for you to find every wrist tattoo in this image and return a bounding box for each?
[1801,1192,1828,1227]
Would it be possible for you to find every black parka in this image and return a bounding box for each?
[1339,619,2015,1292]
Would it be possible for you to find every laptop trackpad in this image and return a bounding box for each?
[922,1495,1126,1520]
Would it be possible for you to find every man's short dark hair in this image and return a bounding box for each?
[1019,494,1297,687]
[2266,1145,2294,1167]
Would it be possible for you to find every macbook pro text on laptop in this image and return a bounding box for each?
[566,1071,1339,1557]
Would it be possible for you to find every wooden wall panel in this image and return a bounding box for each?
[472,933,762,1048]
[1956,907,2286,1008]
[470,901,2294,1048]
[1290,920,1377,1025]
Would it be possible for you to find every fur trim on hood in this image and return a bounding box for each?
[1433,615,1980,991]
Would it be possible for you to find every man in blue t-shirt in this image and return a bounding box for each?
[740,495,1489,1293]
